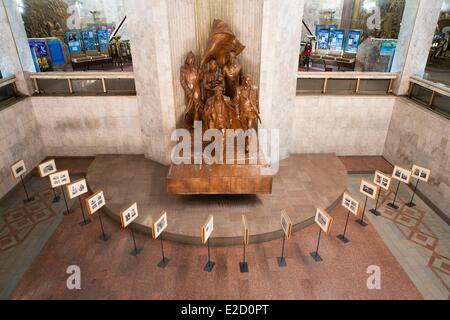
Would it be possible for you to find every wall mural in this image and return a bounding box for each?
[21,0,68,39]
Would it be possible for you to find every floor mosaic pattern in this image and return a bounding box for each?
[0,177,76,299]
[347,174,450,300]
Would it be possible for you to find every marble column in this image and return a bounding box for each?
[0,0,35,95]
[126,0,177,165]
[392,0,443,95]
[259,0,304,159]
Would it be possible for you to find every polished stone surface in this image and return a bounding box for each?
[347,174,450,300]
[86,154,347,245]
[8,177,422,300]
[384,97,450,220]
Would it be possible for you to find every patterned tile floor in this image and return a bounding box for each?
[2,161,448,300]
[347,174,450,300]
[0,177,77,299]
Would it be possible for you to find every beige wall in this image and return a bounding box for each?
[31,96,143,156]
[291,95,395,155]
[0,99,45,198]
[383,97,450,218]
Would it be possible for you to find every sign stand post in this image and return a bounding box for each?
[387,181,401,210]
[406,179,420,208]
[369,190,382,216]
[203,239,215,272]
[240,241,249,273]
[20,175,34,203]
[98,211,110,242]
[52,188,60,203]
[337,210,351,243]
[277,234,287,267]
[157,233,170,268]
[129,227,142,256]
[310,228,323,262]
[78,196,91,226]
[61,186,71,215]
[356,196,368,227]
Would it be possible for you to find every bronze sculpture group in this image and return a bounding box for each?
[180,19,260,134]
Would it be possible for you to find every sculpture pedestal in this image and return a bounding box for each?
[166,159,273,194]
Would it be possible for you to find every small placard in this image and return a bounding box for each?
[201,215,214,244]
[152,211,168,239]
[411,164,431,182]
[120,202,139,228]
[49,170,71,188]
[342,192,360,216]
[373,170,392,191]
[10,160,26,179]
[359,179,379,200]
[242,214,249,245]
[85,190,106,215]
[314,208,333,234]
[280,210,292,239]
[66,178,88,199]
[38,159,57,178]
[392,165,411,184]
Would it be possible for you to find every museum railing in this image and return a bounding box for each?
[0,76,19,110]
[296,72,397,95]
[408,76,450,120]
[29,72,136,96]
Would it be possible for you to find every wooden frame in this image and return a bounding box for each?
[242,214,249,245]
[359,179,380,200]
[342,192,360,216]
[201,215,214,244]
[411,164,431,182]
[85,190,106,215]
[120,202,139,228]
[49,170,71,188]
[37,159,57,178]
[392,165,412,184]
[314,208,333,234]
[66,178,88,199]
[373,170,392,191]
[10,159,26,179]
[152,211,168,239]
[280,210,292,239]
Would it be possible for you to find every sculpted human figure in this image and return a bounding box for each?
[234,74,261,152]
[234,74,260,131]
[180,51,203,129]
[205,87,235,131]
[222,52,242,99]
[203,59,225,101]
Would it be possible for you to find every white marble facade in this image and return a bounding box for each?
[392,0,444,95]
[384,97,450,219]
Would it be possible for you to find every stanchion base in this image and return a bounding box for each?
[369,208,381,216]
[158,257,170,268]
[63,209,73,216]
[239,262,249,273]
[203,260,215,272]
[99,234,111,242]
[405,202,416,208]
[130,247,143,256]
[387,202,399,210]
[79,219,92,226]
[277,256,287,267]
[23,197,35,204]
[337,234,350,244]
[355,219,368,227]
[310,251,322,262]
[52,196,60,203]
